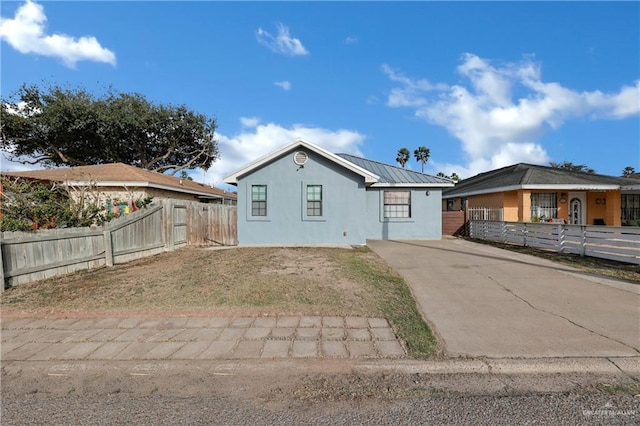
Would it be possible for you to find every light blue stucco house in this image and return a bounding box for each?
[223,139,454,245]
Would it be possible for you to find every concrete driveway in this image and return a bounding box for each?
[368,238,640,358]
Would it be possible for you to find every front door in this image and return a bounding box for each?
[568,192,586,225]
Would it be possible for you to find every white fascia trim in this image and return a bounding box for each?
[442,184,623,199]
[370,182,455,188]
[63,180,227,199]
[222,138,380,184]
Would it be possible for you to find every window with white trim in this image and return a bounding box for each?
[384,191,411,218]
[530,192,557,219]
[251,185,267,216]
[306,185,323,217]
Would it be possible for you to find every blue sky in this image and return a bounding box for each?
[1,1,638,189]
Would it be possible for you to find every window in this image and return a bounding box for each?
[530,192,557,219]
[251,185,267,216]
[306,185,322,216]
[384,191,411,218]
[622,194,640,221]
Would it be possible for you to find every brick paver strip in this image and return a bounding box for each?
[253,317,277,327]
[321,341,348,358]
[59,342,103,360]
[162,318,190,328]
[86,342,130,360]
[321,328,345,340]
[137,319,167,329]
[140,342,185,359]
[347,341,377,358]
[219,328,246,340]
[13,329,56,342]
[27,343,72,361]
[276,316,300,328]
[233,340,264,358]
[297,327,320,340]
[184,317,212,328]
[376,340,405,357]
[299,316,322,328]
[61,330,103,343]
[345,317,369,328]
[208,317,232,328]
[292,341,318,358]
[322,317,344,328]
[1,342,25,357]
[92,318,126,329]
[66,320,99,330]
[116,318,144,329]
[169,341,210,359]
[371,327,396,340]
[186,328,225,341]
[113,342,157,360]
[3,342,53,360]
[197,340,237,359]
[87,328,126,342]
[143,329,185,342]
[36,330,76,343]
[270,327,295,339]
[261,340,290,358]
[244,327,272,340]
[368,318,389,328]
[230,317,254,328]
[171,329,206,342]
[114,328,158,342]
[346,328,371,341]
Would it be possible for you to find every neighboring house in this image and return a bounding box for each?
[2,163,236,206]
[223,138,453,245]
[442,163,640,227]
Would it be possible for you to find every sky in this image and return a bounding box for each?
[1,0,639,190]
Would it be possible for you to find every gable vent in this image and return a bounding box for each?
[293,151,308,166]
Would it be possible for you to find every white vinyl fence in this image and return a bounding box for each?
[468,220,640,265]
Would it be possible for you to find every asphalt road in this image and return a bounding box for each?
[368,238,640,358]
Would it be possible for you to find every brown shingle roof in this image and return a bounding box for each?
[3,163,235,200]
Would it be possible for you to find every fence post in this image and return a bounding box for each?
[164,200,174,251]
[0,241,5,292]
[523,222,528,247]
[580,225,586,257]
[103,229,114,267]
[557,224,564,253]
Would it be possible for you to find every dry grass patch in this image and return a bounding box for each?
[1,246,437,358]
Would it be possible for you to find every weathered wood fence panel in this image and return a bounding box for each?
[1,200,237,289]
[468,220,640,265]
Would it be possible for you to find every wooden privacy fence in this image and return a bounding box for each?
[468,220,640,265]
[0,200,237,289]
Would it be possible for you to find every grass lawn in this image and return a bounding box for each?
[0,246,438,359]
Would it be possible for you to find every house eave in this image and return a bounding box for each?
[370,182,455,188]
[443,184,624,199]
[223,138,380,184]
[61,180,232,199]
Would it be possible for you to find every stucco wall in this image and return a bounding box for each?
[235,148,444,245]
[364,188,443,240]
[236,149,368,245]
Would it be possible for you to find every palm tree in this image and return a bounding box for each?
[396,148,410,168]
[622,166,636,177]
[413,146,430,173]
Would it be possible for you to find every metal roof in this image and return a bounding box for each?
[336,154,454,186]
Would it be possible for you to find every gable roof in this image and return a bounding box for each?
[443,163,639,198]
[223,138,380,184]
[3,163,235,200]
[336,154,454,187]
[223,138,453,187]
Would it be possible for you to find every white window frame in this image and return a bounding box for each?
[530,192,558,220]
[382,190,412,221]
[247,183,270,221]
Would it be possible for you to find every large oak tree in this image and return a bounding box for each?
[1,84,218,174]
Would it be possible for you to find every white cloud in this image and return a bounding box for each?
[256,23,308,56]
[344,36,358,45]
[240,116,260,128]
[274,80,292,91]
[0,0,116,68]
[384,54,640,177]
[193,122,365,189]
